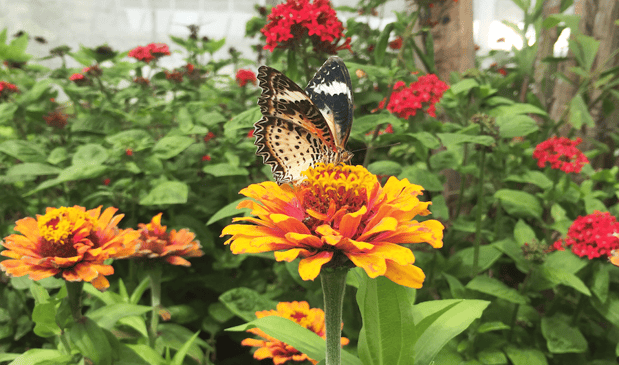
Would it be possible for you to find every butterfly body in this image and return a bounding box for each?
[254,56,354,184]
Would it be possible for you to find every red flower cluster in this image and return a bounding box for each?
[261,0,351,54]
[204,131,215,142]
[164,70,183,83]
[532,137,589,174]
[82,65,102,77]
[0,81,19,99]
[201,155,211,162]
[379,74,449,118]
[128,43,171,63]
[133,77,150,86]
[552,211,619,260]
[236,69,257,87]
[43,110,69,128]
[389,36,403,50]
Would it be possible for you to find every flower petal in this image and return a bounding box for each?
[383,261,425,288]
[275,248,310,262]
[298,251,333,280]
[346,251,386,278]
[338,206,367,238]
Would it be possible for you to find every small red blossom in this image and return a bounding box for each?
[247,129,255,138]
[103,178,111,186]
[498,68,507,76]
[82,65,102,77]
[532,136,589,174]
[165,70,183,83]
[204,132,215,142]
[133,77,150,86]
[50,98,55,102]
[379,74,449,119]
[553,211,619,260]
[126,148,133,156]
[128,43,171,63]
[201,155,211,162]
[69,73,84,81]
[389,37,403,50]
[0,81,20,100]
[43,110,69,128]
[236,69,257,87]
[261,0,351,54]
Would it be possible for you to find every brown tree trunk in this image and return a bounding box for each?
[429,0,475,80]
[533,0,562,110]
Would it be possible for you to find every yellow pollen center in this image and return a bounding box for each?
[37,207,95,244]
[301,163,377,198]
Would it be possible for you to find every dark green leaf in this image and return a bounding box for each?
[494,189,542,219]
[206,198,251,225]
[496,114,539,138]
[541,315,587,353]
[0,140,46,162]
[437,133,495,147]
[477,321,510,333]
[171,331,201,365]
[203,163,249,177]
[504,171,552,190]
[504,346,548,365]
[72,143,108,166]
[513,220,537,246]
[219,287,277,322]
[448,79,479,95]
[367,160,402,176]
[87,303,151,329]
[139,181,189,205]
[70,317,113,365]
[374,23,394,65]
[398,166,443,191]
[568,94,594,129]
[8,349,72,365]
[7,163,61,177]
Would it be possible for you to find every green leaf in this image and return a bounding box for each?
[72,143,108,166]
[171,331,201,365]
[117,344,165,365]
[0,103,18,124]
[206,198,251,225]
[410,132,441,149]
[176,107,194,133]
[374,23,394,65]
[533,266,591,296]
[412,299,490,365]
[448,244,504,277]
[591,262,610,303]
[367,160,402,176]
[477,321,510,333]
[203,163,249,177]
[513,220,537,246]
[227,316,362,365]
[139,181,189,205]
[504,346,548,365]
[494,189,542,219]
[70,317,113,365]
[504,171,552,190]
[541,315,587,353]
[32,301,61,337]
[0,140,46,162]
[449,79,479,94]
[437,133,495,147]
[152,136,194,159]
[19,79,51,104]
[105,129,154,151]
[219,287,278,322]
[398,166,444,191]
[47,147,69,165]
[8,349,72,365]
[568,94,594,129]
[591,292,619,328]
[488,103,547,117]
[466,276,528,304]
[58,164,107,181]
[575,34,600,70]
[496,114,539,138]
[7,163,61,177]
[353,113,399,135]
[225,107,261,138]
[87,303,151,329]
[356,275,416,365]
[478,349,507,364]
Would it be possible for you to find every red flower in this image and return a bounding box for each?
[204,131,215,142]
[43,110,69,128]
[261,0,351,54]
[532,137,589,174]
[553,211,619,260]
[103,178,111,186]
[165,70,183,83]
[498,68,507,76]
[126,148,133,156]
[236,69,257,87]
[389,36,403,50]
[0,81,20,99]
[380,74,449,118]
[134,77,150,86]
[82,65,102,77]
[247,129,255,138]
[201,155,211,162]
[69,73,85,81]
[128,43,170,63]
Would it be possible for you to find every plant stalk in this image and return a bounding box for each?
[320,268,348,365]
[65,281,84,321]
[148,266,163,347]
[472,147,486,276]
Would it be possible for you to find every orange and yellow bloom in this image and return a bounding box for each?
[242,301,348,364]
[0,206,139,290]
[222,163,444,288]
[133,213,203,266]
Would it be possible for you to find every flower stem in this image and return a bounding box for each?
[65,281,84,321]
[472,147,486,276]
[320,268,348,365]
[148,266,163,347]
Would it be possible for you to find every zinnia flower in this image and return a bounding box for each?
[242,301,349,364]
[532,136,589,174]
[0,206,139,291]
[379,74,449,118]
[261,0,351,54]
[552,211,619,260]
[132,213,203,266]
[222,163,444,288]
[236,69,257,87]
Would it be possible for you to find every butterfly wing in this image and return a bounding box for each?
[305,56,354,147]
[254,65,340,184]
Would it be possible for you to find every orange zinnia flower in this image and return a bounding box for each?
[133,213,204,266]
[222,163,444,288]
[0,206,139,291]
[242,301,349,364]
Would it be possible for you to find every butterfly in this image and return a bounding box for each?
[253,56,354,184]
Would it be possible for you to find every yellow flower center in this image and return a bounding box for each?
[37,207,95,244]
[300,163,378,216]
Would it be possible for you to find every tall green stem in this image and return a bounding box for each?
[65,281,84,321]
[320,268,348,365]
[472,147,486,276]
[148,266,163,347]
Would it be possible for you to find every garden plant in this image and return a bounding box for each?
[1,0,619,364]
